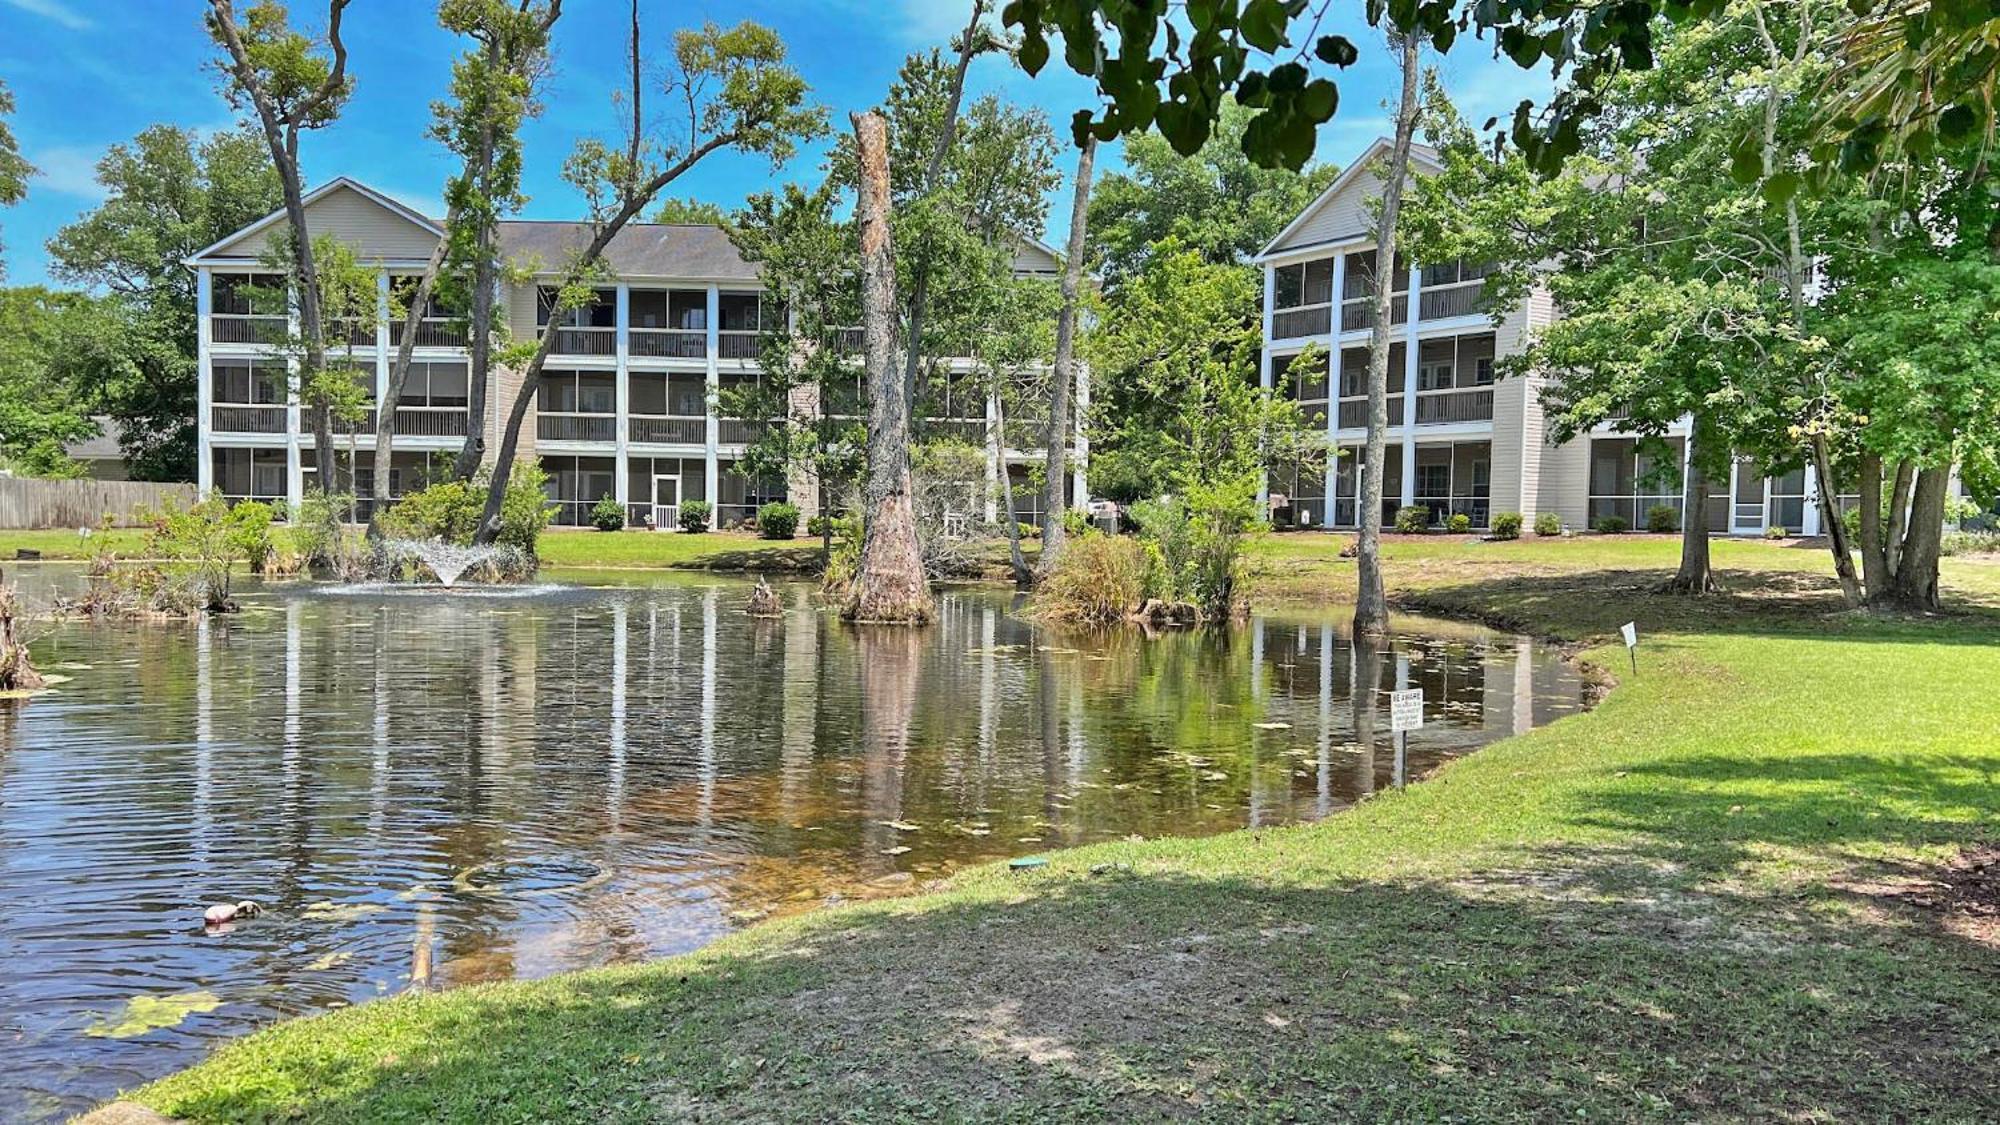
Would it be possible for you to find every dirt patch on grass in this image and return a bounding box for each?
[1840,844,2000,950]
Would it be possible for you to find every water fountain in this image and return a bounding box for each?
[384,539,515,587]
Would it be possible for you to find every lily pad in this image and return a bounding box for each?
[86,990,223,1038]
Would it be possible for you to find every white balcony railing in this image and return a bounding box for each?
[627,415,706,444]
[210,313,286,345]
[536,412,617,442]
[1271,304,1332,338]
[629,328,707,359]
[1413,387,1494,424]
[211,404,288,433]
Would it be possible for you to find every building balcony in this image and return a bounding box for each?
[391,318,468,349]
[630,328,707,359]
[717,418,767,444]
[543,325,617,357]
[1271,304,1331,338]
[209,313,286,346]
[537,411,617,442]
[718,331,760,360]
[628,415,706,444]
[1418,282,1486,321]
[210,403,288,434]
[1413,387,1494,424]
[1337,396,1405,429]
[1339,294,1409,332]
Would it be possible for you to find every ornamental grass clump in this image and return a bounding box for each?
[1032,532,1146,626]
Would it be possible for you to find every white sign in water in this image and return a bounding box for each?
[1389,688,1425,733]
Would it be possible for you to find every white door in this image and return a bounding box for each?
[653,476,680,531]
[1730,459,1766,535]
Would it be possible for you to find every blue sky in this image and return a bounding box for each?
[0,0,1549,287]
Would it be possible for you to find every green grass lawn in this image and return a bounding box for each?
[0,526,816,570]
[124,535,2000,1123]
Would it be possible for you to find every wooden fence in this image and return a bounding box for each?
[0,478,199,529]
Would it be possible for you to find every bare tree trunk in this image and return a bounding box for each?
[454,48,501,483]
[1882,466,1947,611]
[1039,136,1095,577]
[1884,458,1914,582]
[1809,436,1861,604]
[1354,33,1420,637]
[847,110,935,625]
[372,240,448,541]
[995,396,1032,588]
[1858,451,1887,600]
[1664,416,1717,595]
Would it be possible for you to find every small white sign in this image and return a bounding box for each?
[1620,622,1638,649]
[1389,688,1425,733]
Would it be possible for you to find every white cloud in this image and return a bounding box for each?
[28,145,104,200]
[1,0,94,31]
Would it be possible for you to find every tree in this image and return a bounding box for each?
[0,80,32,276]
[846,108,935,622]
[471,14,824,545]
[48,125,282,480]
[1086,98,1336,288]
[1037,137,1094,575]
[1353,31,1421,637]
[375,0,561,534]
[0,288,113,475]
[207,0,356,494]
[433,0,562,483]
[651,196,730,225]
[1814,1,2000,188]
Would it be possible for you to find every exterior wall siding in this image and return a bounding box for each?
[213,185,441,262]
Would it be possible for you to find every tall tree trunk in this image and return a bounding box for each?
[847,110,935,625]
[1858,451,1888,600]
[1039,136,1095,577]
[1882,466,1947,611]
[995,396,1032,588]
[1354,33,1420,637]
[1809,436,1861,604]
[372,239,448,541]
[1664,417,1717,595]
[454,63,501,483]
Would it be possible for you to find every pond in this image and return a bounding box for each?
[0,569,1584,1121]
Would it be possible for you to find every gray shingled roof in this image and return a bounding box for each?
[498,220,757,282]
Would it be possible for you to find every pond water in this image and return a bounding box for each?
[0,569,1583,1121]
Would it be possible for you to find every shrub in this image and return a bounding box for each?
[1842,505,1863,540]
[590,494,625,532]
[381,477,481,543]
[1447,513,1472,534]
[293,491,367,578]
[806,514,833,538]
[1128,481,1256,619]
[679,500,712,534]
[1942,529,2000,556]
[1646,503,1680,533]
[758,501,799,540]
[1016,521,1042,540]
[1491,512,1524,540]
[493,464,554,560]
[820,514,862,596]
[225,500,278,574]
[1595,515,1629,534]
[1394,505,1431,534]
[1061,507,1093,538]
[1534,511,1562,536]
[1034,532,1147,626]
[1764,525,1788,540]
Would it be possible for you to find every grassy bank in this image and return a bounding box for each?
[0,526,812,570]
[124,535,1999,1121]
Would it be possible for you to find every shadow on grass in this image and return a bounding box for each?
[145,850,1998,1124]
[1396,567,2000,644]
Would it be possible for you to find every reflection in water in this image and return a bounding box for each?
[0,572,1583,1122]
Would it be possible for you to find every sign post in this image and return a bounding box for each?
[1389,688,1424,789]
[1620,621,1639,675]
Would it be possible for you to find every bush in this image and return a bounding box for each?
[1534,511,1562,536]
[1061,507,1093,538]
[294,491,367,578]
[1447,513,1472,534]
[492,464,554,560]
[1128,481,1255,619]
[381,478,481,543]
[225,500,278,574]
[1764,525,1788,540]
[1033,532,1147,626]
[1942,529,2000,556]
[758,501,799,540]
[1491,511,1524,540]
[1595,515,1629,534]
[820,514,862,596]
[679,500,712,534]
[1646,503,1680,533]
[1394,505,1431,534]
[806,514,833,539]
[590,494,625,532]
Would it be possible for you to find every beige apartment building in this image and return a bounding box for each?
[1257,138,1832,536]
[189,177,1084,528]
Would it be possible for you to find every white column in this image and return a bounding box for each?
[196,269,214,493]
[285,294,304,509]
[614,284,631,510]
[1801,461,1821,536]
[704,285,720,514]
[1399,263,1421,510]
[1323,253,1345,529]
[984,388,1001,523]
[374,271,390,496]
[1071,360,1090,503]
[1258,262,1276,512]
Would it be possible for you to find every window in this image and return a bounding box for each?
[211,360,283,404]
[406,362,468,408]
[538,287,614,328]
[213,273,282,316]
[1419,362,1454,392]
[1474,357,1495,385]
[1300,258,1334,305]
[1274,263,1303,308]
[1417,463,1451,498]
